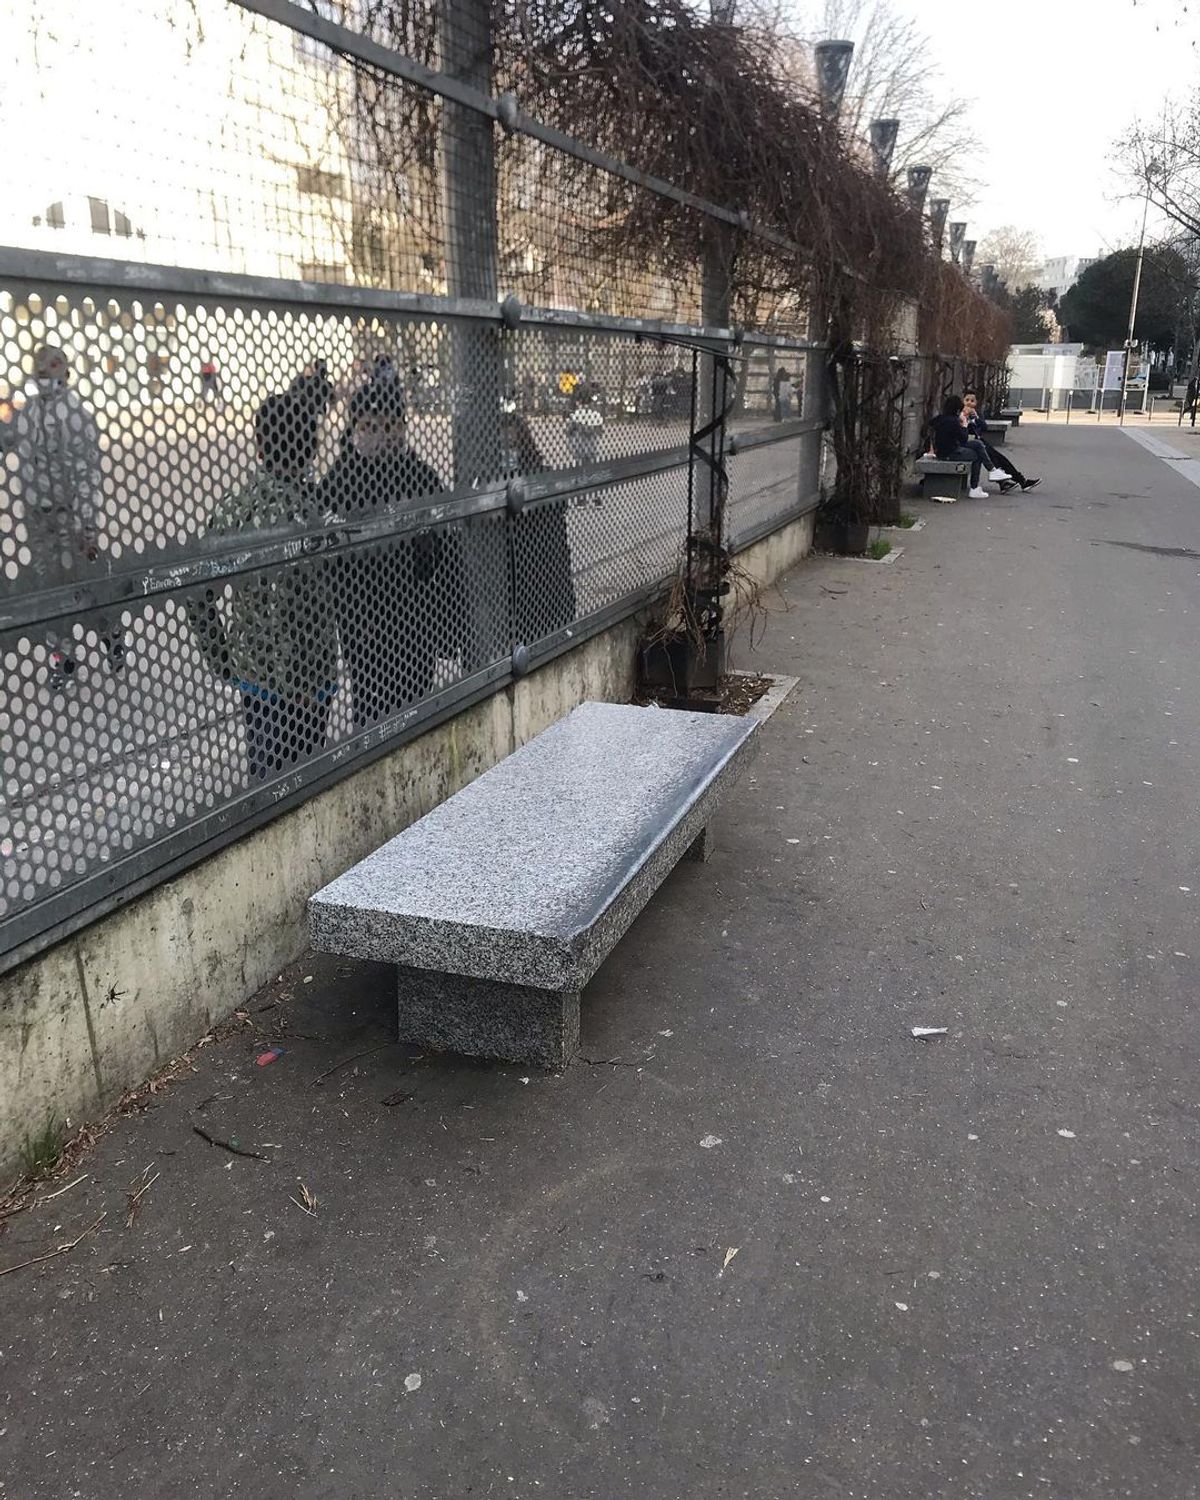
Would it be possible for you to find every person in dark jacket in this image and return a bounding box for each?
[928,395,992,497]
[500,410,576,643]
[963,390,1040,492]
[189,392,338,780]
[318,380,461,730]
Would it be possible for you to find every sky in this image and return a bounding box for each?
[891,0,1199,261]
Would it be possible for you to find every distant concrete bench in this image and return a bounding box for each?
[915,455,970,498]
[999,407,1022,426]
[981,419,1010,445]
[309,702,757,1068]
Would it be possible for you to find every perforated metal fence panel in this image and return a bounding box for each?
[0,0,825,970]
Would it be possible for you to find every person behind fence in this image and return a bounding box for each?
[772,366,794,422]
[565,377,604,472]
[200,357,221,405]
[500,410,576,642]
[318,379,463,729]
[963,390,1040,493]
[188,392,338,781]
[0,342,127,689]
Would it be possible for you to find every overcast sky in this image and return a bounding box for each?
[892,0,1198,260]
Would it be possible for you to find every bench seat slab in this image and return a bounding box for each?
[310,703,754,991]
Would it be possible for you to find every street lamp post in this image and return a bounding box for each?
[1119,159,1159,427]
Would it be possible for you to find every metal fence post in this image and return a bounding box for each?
[438,0,509,666]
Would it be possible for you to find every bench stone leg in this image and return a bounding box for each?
[684,825,712,862]
[396,966,581,1069]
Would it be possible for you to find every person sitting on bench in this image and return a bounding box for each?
[928,394,992,498]
[963,391,1040,493]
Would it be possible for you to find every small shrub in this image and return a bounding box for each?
[898,513,918,529]
[866,538,892,561]
[21,1114,63,1181]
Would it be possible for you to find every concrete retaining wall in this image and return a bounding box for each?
[0,510,814,1178]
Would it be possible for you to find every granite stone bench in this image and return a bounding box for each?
[999,407,1023,426]
[981,418,1010,445]
[309,701,758,1068]
[915,455,970,498]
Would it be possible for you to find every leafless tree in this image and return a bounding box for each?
[1117,108,1200,377]
[1122,108,1200,244]
[976,225,1042,289]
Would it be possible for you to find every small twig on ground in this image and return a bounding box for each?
[193,1094,231,1113]
[191,1124,269,1161]
[577,1055,649,1068]
[289,1180,318,1216]
[0,1211,107,1278]
[125,1169,160,1229]
[41,1174,89,1203]
[311,1041,394,1086]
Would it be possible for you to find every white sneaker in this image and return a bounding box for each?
[988,468,1008,481]
[968,486,989,499]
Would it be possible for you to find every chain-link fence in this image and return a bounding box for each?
[0,0,822,971]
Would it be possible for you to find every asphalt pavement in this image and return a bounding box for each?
[1,423,1197,1498]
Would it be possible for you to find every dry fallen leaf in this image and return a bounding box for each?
[722,1247,740,1271]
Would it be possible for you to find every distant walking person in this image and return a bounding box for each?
[963,390,1040,493]
[565,378,604,469]
[200,358,221,405]
[0,342,126,689]
[1187,376,1198,429]
[189,392,338,780]
[772,366,794,422]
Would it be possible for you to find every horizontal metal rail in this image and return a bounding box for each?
[0,447,708,633]
[0,247,502,324]
[0,248,824,349]
[728,416,824,455]
[0,486,510,633]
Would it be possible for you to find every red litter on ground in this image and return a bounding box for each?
[256,1045,285,1066]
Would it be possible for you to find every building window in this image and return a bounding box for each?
[45,202,66,229]
[114,210,132,238]
[296,164,344,199]
[89,197,111,235]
